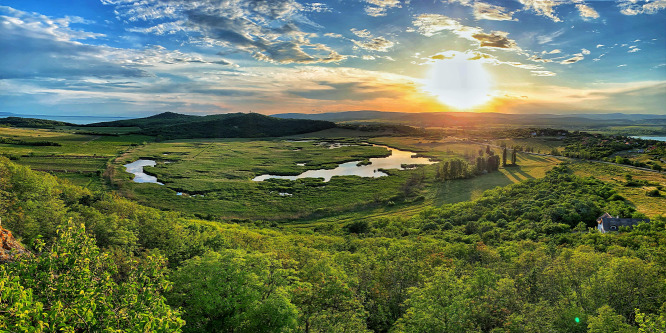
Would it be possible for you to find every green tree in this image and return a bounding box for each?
[0,220,183,332]
[167,250,298,333]
[587,305,634,333]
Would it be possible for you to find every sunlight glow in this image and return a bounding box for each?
[422,57,493,110]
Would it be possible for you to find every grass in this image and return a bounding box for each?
[0,127,151,187]
[568,160,666,217]
[110,136,565,222]
[4,125,662,224]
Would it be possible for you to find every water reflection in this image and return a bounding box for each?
[253,145,434,182]
[123,159,164,185]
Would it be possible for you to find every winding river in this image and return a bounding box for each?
[252,144,435,182]
[124,144,435,186]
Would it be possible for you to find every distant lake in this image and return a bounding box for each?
[632,136,666,142]
[2,114,132,125]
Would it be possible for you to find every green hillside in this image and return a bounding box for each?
[84,112,337,139]
[0,116,74,128]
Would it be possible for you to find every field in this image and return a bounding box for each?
[2,125,663,222]
[0,126,151,187]
[103,135,565,221]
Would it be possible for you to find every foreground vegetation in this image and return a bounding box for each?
[2,156,665,332]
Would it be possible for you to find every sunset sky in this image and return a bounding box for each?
[1,0,665,117]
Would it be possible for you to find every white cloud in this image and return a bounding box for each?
[101,0,346,64]
[364,0,401,17]
[596,44,604,48]
[628,48,641,53]
[351,28,372,38]
[581,48,590,55]
[618,0,666,15]
[537,29,565,44]
[519,0,562,22]
[532,70,557,76]
[411,14,519,50]
[618,64,627,67]
[576,3,599,19]
[560,53,585,64]
[352,37,395,52]
[472,2,516,21]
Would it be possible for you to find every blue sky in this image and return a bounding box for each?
[1,0,665,116]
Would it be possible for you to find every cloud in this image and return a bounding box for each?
[351,28,372,38]
[472,2,516,21]
[596,44,604,48]
[618,0,666,15]
[363,0,401,17]
[102,0,346,64]
[576,3,599,19]
[411,14,519,50]
[532,70,557,76]
[428,50,543,71]
[537,29,565,44]
[530,55,553,63]
[472,31,518,49]
[560,53,585,64]
[518,0,561,22]
[302,2,332,13]
[352,37,395,52]
[0,7,147,79]
[628,48,641,53]
[581,48,590,55]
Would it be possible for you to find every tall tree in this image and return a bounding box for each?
[502,148,507,167]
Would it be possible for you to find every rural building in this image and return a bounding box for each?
[596,213,650,233]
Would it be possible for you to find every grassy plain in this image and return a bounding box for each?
[0,126,151,187]
[109,136,565,222]
[568,160,666,216]
[2,125,663,223]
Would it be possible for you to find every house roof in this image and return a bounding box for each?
[600,217,650,231]
[597,212,613,223]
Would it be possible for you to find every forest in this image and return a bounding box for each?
[1,154,665,332]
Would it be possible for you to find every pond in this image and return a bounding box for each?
[252,144,435,182]
[123,159,163,185]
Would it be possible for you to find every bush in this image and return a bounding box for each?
[646,189,661,197]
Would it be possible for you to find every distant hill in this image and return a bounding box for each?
[0,117,74,128]
[84,112,336,139]
[273,111,666,128]
[85,111,198,128]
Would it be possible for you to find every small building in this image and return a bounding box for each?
[596,213,649,233]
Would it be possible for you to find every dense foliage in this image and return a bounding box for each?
[0,220,183,331]
[1,157,665,332]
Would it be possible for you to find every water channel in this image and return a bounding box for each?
[124,144,436,186]
[252,144,435,182]
[123,159,163,185]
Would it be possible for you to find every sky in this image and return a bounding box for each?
[0,0,665,117]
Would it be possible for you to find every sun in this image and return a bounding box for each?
[422,57,494,110]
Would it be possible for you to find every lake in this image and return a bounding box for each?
[252,144,435,182]
[632,136,666,142]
